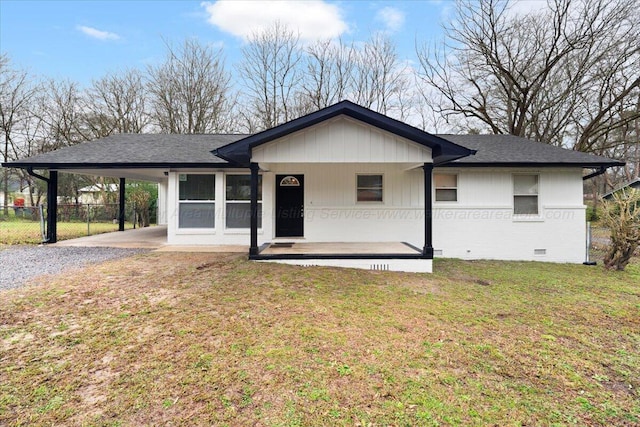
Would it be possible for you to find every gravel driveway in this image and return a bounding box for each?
[0,246,148,291]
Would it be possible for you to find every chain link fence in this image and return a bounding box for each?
[0,203,156,245]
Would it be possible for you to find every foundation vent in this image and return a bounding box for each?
[534,249,547,255]
[434,249,443,256]
[370,264,390,271]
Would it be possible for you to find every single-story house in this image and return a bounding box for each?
[78,183,119,204]
[3,101,624,272]
[603,178,640,200]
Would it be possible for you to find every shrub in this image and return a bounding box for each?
[600,189,640,271]
[586,205,599,222]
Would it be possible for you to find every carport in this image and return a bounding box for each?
[2,134,244,243]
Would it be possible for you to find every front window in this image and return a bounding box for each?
[435,173,458,202]
[178,174,215,228]
[357,174,383,202]
[226,175,262,228]
[513,174,539,215]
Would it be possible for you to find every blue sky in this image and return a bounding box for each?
[0,0,457,87]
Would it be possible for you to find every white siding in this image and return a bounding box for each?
[433,168,586,263]
[252,116,432,163]
[157,179,168,225]
[266,163,425,244]
[165,166,588,265]
[166,169,273,246]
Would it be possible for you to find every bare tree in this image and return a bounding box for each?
[147,39,235,133]
[300,39,356,112]
[0,54,38,215]
[238,22,303,131]
[353,33,410,118]
[34,79,86,152]
[416,0,640,162]
[84,69,149,137]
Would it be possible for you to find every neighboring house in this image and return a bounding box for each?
[78,183,119,204]
[3,101,624,272]
[0,178,30,207]
[603,178,640,200]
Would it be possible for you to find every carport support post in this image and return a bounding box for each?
[249,162,259,256]
[47,171,58,243]
[118,178,126,231]
[423,163,433,258]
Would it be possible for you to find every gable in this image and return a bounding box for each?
[251,116,432,163]
[213,100,474,165]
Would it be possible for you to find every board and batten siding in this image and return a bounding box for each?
[252,116,432,164]
[433,168,586,263]
[265,163,425,244]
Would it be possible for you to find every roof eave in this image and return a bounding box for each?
[437,161,625,168]
[3,161,238,170]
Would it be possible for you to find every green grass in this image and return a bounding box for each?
[1,253,638,426]
[0,218,134,244]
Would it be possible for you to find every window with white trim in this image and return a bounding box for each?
[225,175,262,228]
[178,174,215,228]
[357,174,383,202]
[513,174,539,215]
[434,173,458,202]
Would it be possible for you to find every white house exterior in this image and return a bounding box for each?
[4,101,623,273]
[77,183,119,204]
[431,168,586,262]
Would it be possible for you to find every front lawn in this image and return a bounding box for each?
[0,219,134,245]
[1,254,638,426]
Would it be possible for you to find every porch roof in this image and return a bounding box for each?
[214,100,476,166]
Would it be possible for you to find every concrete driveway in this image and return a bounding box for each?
[52,225,247,253]
[52,225,167,249]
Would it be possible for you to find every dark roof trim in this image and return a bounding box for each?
[4,162,245,170]
[215,100,475,166]
[437,161,625,168]
[603,178,640,199]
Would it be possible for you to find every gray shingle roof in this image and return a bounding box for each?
[7,134,247,168]
[4,132,623,170]
[438,134,623,167]
[603,178,640,199]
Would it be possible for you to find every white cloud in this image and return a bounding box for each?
[201,1,348,41]
[505,0,548,17]
[77,25,120,41]
[375,6,405,33]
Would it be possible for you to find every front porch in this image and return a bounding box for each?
[252,241,432,272]
[258,241,422,256]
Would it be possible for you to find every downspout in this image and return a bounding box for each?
[581,166,608,266]
[582,166,606,181]
[26,167,57,243]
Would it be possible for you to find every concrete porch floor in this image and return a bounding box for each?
[260,242,422,255]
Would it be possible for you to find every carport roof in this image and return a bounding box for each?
[5,134,247,169]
